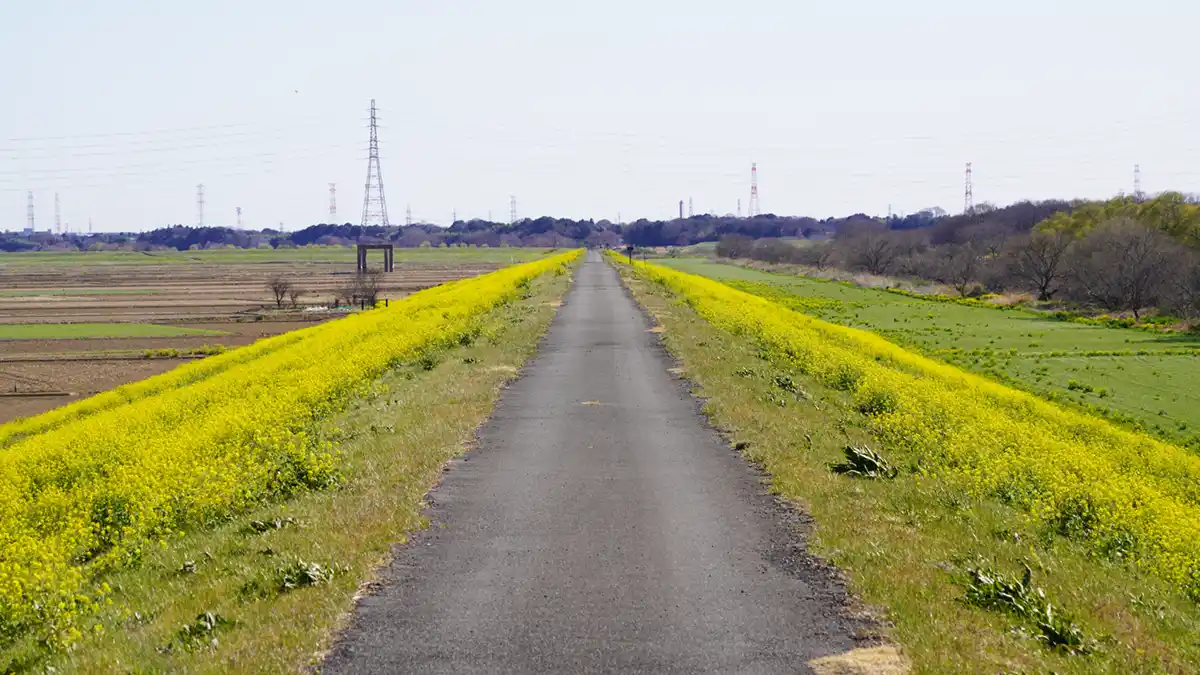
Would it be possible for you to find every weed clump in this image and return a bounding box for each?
[240,557,346,599]
[962,561,1091,654]
[831,445,897,479]
[159,612,236,653]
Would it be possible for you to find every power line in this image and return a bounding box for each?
[360,99,389,228]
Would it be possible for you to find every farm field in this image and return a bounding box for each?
[657,257,1200,447]
[0,247,557,423]
[0,323,225,340]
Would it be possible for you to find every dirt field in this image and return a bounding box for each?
[0,249,525,423]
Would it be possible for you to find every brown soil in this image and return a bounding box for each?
[0,359,184,423]
[0,259,499,424]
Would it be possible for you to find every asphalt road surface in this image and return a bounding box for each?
[324,253,861,674]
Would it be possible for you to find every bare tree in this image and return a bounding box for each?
[267,275,292,309]
[749,238,795,264]
[715,234,754,259]
[846,230,900,275]
[792,241,836,270]
[1164,247,1200,319]
[940,245,981,296]
[354,268,385,307]
[1067,218,1174,319]
[962,222,1009,258]
[1010,230,1072,301]
[288,287,304,309]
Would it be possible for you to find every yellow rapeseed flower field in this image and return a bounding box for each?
[0,250,578,647]
[615,253,1200,599]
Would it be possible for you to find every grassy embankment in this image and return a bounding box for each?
[658,258,1200,448]
[0,324,226,340]
[614,256,1200,674]
[1,258,576,673]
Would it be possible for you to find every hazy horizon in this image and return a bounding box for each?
[3,0,1198,233]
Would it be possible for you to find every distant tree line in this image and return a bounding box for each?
[718,194,1200,321]
[2,213,862,251]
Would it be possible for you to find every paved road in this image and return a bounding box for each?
[324,253,860,674]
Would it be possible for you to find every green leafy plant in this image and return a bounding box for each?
[962,561,1091,654]
[831,445,897,479]
[160,612,236,653]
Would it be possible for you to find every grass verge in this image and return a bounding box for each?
[613,261,1200,674]
[6,266,573,673]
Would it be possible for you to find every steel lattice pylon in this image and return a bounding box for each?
[361,99,389,227]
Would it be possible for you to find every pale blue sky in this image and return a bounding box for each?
[2,0,1197,232]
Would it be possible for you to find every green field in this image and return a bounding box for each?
[0,323,227,340]
[0,289,161,297]
[657,258,1200,446]
[0,247,557,266]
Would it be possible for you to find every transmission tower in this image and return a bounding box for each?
[452,208,457,223]
[688,197,694,217]
[329,183,337,221]
[196,184,205,227]
[26,192,34,233]
[88,217,93,234]
[737,198,742,218]
[678,200,684,219]
[406,204,413,226]
[509,195,517,225]
[748,163,761,216]
[236,206,243,228]
[360,99,389,227]
[963,163,974,214]
[1134,164,1144,200]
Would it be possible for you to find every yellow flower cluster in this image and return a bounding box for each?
[0,250,579,647]
[616,253,1200,598]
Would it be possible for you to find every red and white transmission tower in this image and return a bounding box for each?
[748,163,761,216]
[964,162,974,214]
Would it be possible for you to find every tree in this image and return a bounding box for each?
[792,241,836,270]
[354,268,385,307]
[715,234,754,259]
[842,228,899,275]
[1066,218,1174,319]
[939,245,981,296]
[267,275,292,309]
[1010,230,1072,300]
[1165,247,1200,319]
[962,222,1009,258]
[288,287,304,309]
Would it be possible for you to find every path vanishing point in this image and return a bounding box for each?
[324,252,862,674]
